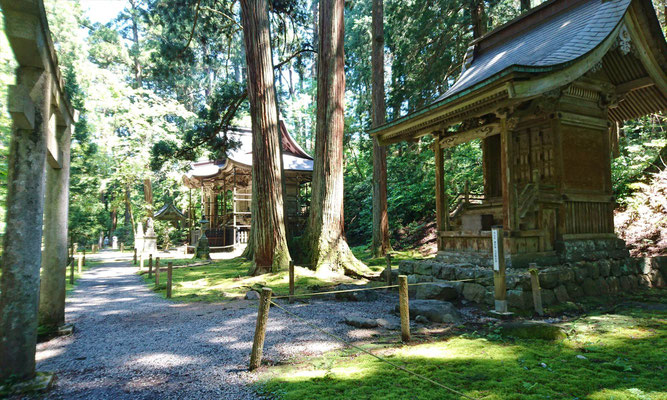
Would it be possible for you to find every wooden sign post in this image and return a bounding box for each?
[385,254,392,288]
[133,248,137,265]
[69,259,74,285]
[155,257,160,287]
[288,260,295,304]
[528,263,544,316]
[82,249,86,266]
[491,226,511,316]
[249,287,273,370]
[148,254,153,279]
[166,262,173,298]
[398,275,410,342]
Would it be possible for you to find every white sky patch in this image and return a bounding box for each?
[79,0,128,24]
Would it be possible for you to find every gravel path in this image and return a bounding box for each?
[36,255,400,399]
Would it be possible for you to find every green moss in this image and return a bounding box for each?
[258,297,667,400]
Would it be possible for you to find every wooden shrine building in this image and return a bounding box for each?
[371,0,667,267]
[182,123,313,251]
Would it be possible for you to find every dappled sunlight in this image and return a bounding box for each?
[130,352,203,368]
[36,346,65,362]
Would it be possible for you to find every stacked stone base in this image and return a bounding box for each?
[398,256,666,310]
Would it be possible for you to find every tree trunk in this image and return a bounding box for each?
[124,183,132,225]
[143,177,153,218]
[371,0,392,258]
[470,0,487,39]
[306,0,371,277]
[240,0,291,274]
[129,0,143,88]
[520,0,531,13]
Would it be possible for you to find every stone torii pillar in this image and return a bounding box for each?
[0,0,77,383]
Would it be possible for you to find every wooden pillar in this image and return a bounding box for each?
[233,168,238,246]
[433,138,446,251]
[499,117,517,232]
[398,275,410,342]
[249,287,273,370]
[492,227,508,314]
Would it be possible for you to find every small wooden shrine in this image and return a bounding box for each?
[182,123,313,251]
[372,0,667,267]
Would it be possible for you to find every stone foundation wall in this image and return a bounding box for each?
[398,256,666,310]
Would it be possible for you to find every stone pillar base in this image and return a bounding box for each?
[0,372,55,396]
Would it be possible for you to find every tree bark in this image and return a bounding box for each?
[143,177,153,218]
[520,0,531,13]
[470,0,487,39]
[129,0,143,88]
[240,0,291,274]
[306,0,371,277]
[370,0,392,258]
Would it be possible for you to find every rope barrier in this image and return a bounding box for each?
[269,300,479,400]
[271,279,477,299]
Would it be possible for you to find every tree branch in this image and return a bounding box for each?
[176,0,203,58]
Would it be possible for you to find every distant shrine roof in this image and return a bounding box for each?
[371,0,667,144]
[183,122,313,188]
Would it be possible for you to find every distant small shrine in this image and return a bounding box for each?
[182,122,313,252]
[372,0,667,267]
[154,202,187,228]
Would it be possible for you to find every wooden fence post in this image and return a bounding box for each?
[82,248,86,266]
[288,260,295,303]
[133,248,137,265]
[385,253,392,287]
[77,254,83,274]
[491,226,510,315]
[398,275,410,342]
[120,242,124,253]
[166,262,173,298]
[69,259,74,285]
[528,264,544,316]
[155,257,160,287]
[148,254,153,279]
[249,287,273,370]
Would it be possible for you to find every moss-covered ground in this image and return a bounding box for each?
[257,289,667,400]
[140,247,424,302]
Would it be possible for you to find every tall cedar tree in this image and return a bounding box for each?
[306,0,371,276]
[239,0,291,273]
[371,0,391,257]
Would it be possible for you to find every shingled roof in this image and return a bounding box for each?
[441,0,631,100]
[371,0,667,144]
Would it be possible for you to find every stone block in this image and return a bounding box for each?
[541,289,556,306]
[415,283,460,301]
[574,265,589,283]
[507,289,531,309]
[619,261,634,276]
[629,274,639,291]
[456,267,476,281]
[566,282,584,299]
[619,275,633,292]
[638,274,652,289]
[475,269,494,286]
[539,269,560,289]
[559,268,575,284]
[414,261,433,276]
[589,262,600,279]
[582,278,599,296]
[437,265,457,280]
[344,316,379,328]
[395,300,462,324]
[484,290,494,306]
[398,260,415,275]
[599,260,611,277]
[462,283,486,303]
[554,285,570,303]
[610,260,622,277]
[607,276,620,294]
[649,270,665,287]
[334,285,379,302]
[596,277,610,295]
[500,321,566,341]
